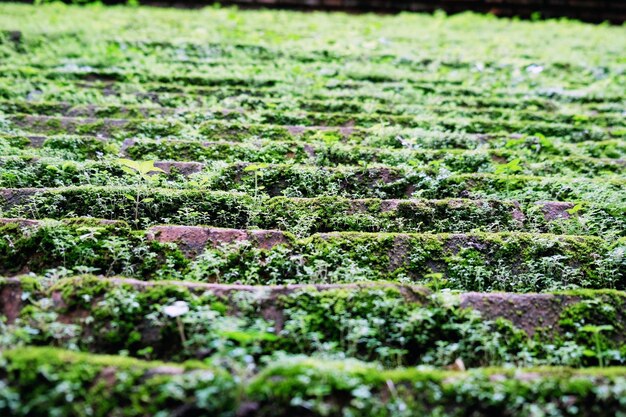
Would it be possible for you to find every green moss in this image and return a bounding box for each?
[0,218,620,291]
[41,136,119,159]
[52,275,114,309]
[247,357,626,417]
[5,185,622,237]
[74,120,105,135]
[120,136,624,177]
[3,347,626,417]
[1,6,626,411]
[558,294,625,361]
[6,276,626,367]
[0,220,190,278]
[0,347,237,417]
[274,285,529,367]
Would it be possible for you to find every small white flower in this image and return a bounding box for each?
[163,301,189,318]
[526,64,544,74]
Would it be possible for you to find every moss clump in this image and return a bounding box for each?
[0,347,237,417]
[3,347,626,417]
[248,357,626,417]
[0,220,189,278]
[557,292,626,366]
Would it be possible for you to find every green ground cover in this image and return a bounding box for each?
[0,3,625,415]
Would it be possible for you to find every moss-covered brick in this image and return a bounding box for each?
[247,358,626,417]
[0,220,623,290]
[2,347,626,417]
[122,138,625,177]
[3,277,626,367]
[1,186,624,236]
[0,347,237,417]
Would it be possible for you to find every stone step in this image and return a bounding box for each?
[120,138,626,177]
[2,100,622,131]
[2,276,625,366]
[3,75,619,110]
[7,113,617,144]
[1,158,624,201]
[1,187,624,236]
[1,346,625,417]
[0,220,622,291]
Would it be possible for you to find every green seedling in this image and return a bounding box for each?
[566,203,584,215]
[425,272,446,291]
[117,159,164,224]
[581,324,614,367]
[494,158,523,175]
[243,163,269,199]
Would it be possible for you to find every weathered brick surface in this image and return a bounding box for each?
[147,225,293,256]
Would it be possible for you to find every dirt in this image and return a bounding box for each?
[444,234,487,255]
[346,199,370,214]
[94,366,118,389]
[388,234,412,271]
[148,225,214,256]
[379,199,402,211]
[510,200,525,224]
[26,136,47,147]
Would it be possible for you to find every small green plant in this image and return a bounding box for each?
[243,163,269,199]
[581,324,614,367]
[566,203,584,216]
[118,159,165,182]
[494,158,523,175]
[424,272,446,291]
[117,159,164,225]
